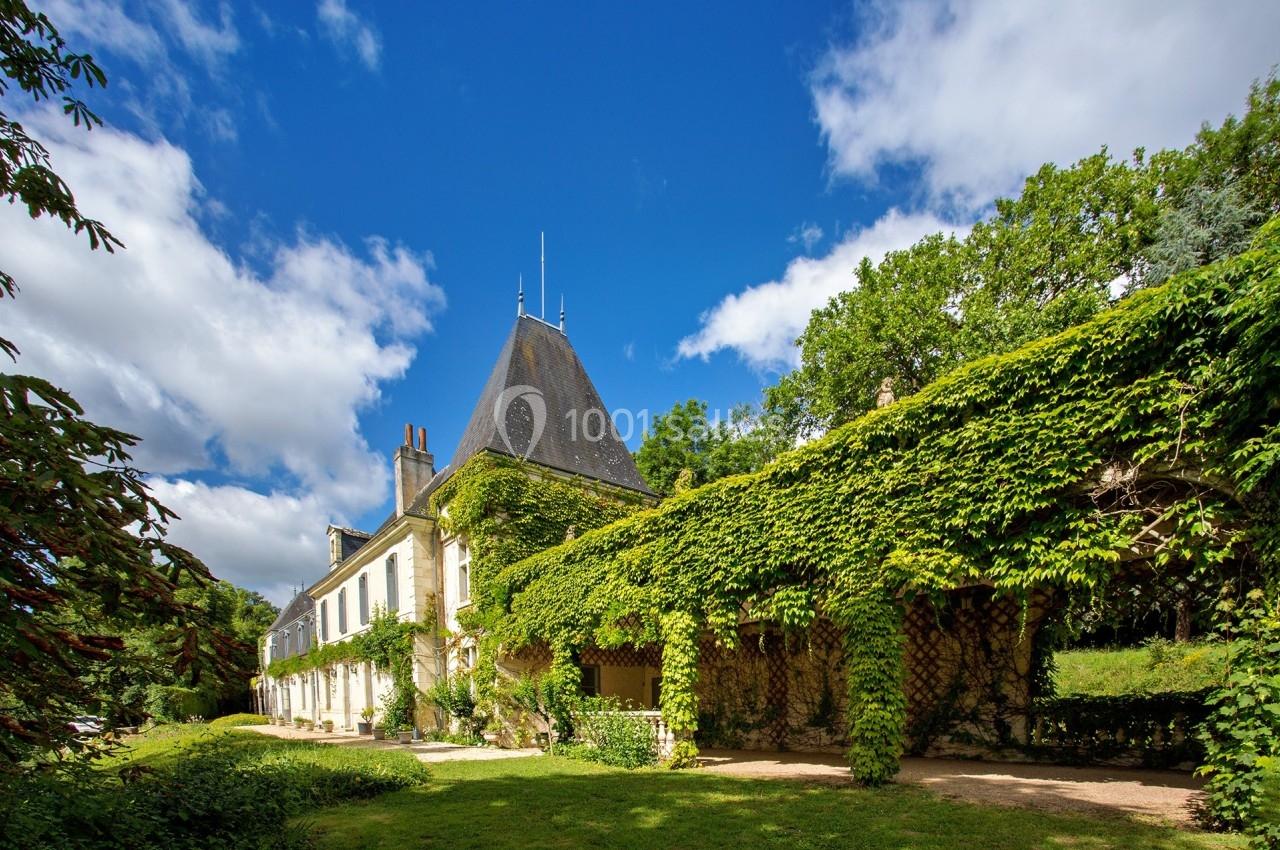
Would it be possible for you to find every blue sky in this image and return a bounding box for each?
[2,1,1277,602]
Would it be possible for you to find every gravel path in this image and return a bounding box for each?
[697,749,1206,825]
[245,727,1204,824]
[242,724,542,764]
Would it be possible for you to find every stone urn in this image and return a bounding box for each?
[397,730,413,744]
[371,727,386,740]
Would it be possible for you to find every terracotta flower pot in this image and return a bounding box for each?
[321,721,334,732]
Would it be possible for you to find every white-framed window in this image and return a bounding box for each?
[457,541,471,603]
[462,645,478,670]
[358,572,370,625]
[338,588,348,634]
[385,555,398,613]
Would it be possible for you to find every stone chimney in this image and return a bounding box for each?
[327,525,343,570]
[395,422,435,516]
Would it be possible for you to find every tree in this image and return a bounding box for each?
[1,2,220,767]
[635,400,788,496]
[768,233,966,435]
[1137,180,1265,290]
[768,76,1280,439]
[1,1,121,357]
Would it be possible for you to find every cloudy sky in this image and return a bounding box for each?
[2,0,1276,603]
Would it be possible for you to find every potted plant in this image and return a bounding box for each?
[357,706,375,735]
[292,716,304,728]
[301,719,315,731]
[397,728,414,745]
[321,719,334,733]
[372,724,386,740]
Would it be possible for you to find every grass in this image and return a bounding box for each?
[104,723,428,784]
[304,756,1241,850]
[0,724,430,849]
[1053,640,1230,696]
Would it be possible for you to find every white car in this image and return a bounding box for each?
[67,715,105,736]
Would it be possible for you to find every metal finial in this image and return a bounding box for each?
[517,274,525,317]
[540,231,546,320]
[559,294,565,333]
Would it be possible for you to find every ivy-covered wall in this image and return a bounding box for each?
[487,218,1280,786]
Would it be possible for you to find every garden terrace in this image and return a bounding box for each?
[484,218,1280,784]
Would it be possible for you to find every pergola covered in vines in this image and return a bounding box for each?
[443,220,1280,784]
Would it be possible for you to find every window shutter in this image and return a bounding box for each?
[320,600,328,641]
[358,573,369,625]
[386,555,398,613]
[338,589,347,634]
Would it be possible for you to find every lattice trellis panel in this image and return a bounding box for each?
[580,644,661,667]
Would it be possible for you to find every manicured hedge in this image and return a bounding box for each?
[0,727,429,849]
[208,713,270,729]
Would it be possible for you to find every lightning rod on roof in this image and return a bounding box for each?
[559,293,565,333]
[540,231,546,320]
[517,274,525,316]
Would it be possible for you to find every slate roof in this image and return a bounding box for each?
[420,315,654,501]
[267,592,314,632]
[336,527,372,562]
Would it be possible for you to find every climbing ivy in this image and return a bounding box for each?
[483,218,1280,787]
[264,609,423,729]
[429,455,646,708]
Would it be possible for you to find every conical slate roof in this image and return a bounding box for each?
[443,315,653,496]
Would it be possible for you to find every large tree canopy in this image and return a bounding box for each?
[769,77,1280,438]
[0,1,228,767]
[634,400,789,496]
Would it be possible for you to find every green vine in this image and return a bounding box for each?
[483,218,1280,787]
[265,609,423,730]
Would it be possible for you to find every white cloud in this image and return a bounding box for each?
[682,0,1280,369]
[788,222,825,253]
[677,210,957,370]
[147,479,328,605]
[317,0,382,71]
[37,0,243,140]
[812,0,1280,210]
[0,113,443,603]
[156,0,239,68]
[37,0,166,61]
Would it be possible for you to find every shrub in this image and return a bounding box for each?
[144,685,216,723]
[425,673,484,736]
[209,713,269,730]
[663,739,700,770]
[1199,590,1280,847]
[571,697,658,769]
[0,727,429,849]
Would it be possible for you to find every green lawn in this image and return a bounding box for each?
[1053,641,1229,696]
[304,756,1240,850]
